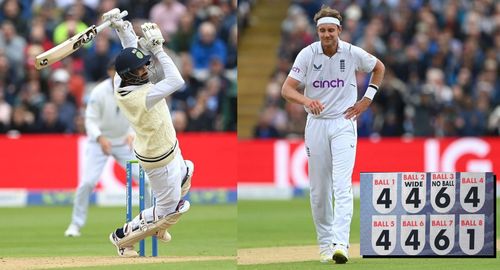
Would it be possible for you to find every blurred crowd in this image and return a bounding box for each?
[0,0,237,136]
[254,0,500,139]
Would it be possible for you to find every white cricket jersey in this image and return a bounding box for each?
[288,40,377,118]
[85,78,132,145]
[113,50,184,169]
[115,83,178,170]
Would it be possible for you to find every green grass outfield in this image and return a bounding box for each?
[238,198,500,269]
[0,204,236,270]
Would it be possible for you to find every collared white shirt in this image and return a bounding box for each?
[289,39,377,118]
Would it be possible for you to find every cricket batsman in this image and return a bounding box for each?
[102,9,193,257]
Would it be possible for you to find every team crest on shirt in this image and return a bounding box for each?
[313,64,322,71]
[340,59,345,72]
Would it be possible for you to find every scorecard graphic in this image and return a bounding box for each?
[360,172,496,257]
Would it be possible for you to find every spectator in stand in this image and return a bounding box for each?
[222,80,237,131]
[0,20,27,80]
[208,56,235,130]
[52,6,89,45]
[149,0,186,39]
[48,69,77,133]
[172,53,202,111]
[7,105,35,134]
[190,21,227,79]
[52,6,89,71]
[203,76,223,127]
[84,35,113,82]
[172,110,188,133]
[219,0,237,45]
[254,107,281,139]
[206,5,224,35]
[61,57,86,108]
[187,90,216,131]
[278,10,314,61]
[225,24,237,70]
[32,1,63,39]
[238,0,252,32]
[168,13,196,53]
[0,52,17,105]
[456,96,488,136]
[0,0,29,37]
[25,17,55,58]
[15,74,46,125]
[34,102,66,133]
[118,0,154,20]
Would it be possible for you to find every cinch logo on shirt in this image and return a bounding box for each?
[312,79,345,88]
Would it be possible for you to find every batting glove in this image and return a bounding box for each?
[141,23,164,55]
[102,8,125,30]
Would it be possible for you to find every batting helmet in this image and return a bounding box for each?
[115,47,151,85]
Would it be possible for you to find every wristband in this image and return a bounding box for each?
[363,84,378,100]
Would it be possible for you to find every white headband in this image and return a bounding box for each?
[317,17,340,26]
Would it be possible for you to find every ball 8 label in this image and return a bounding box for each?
[360,172,495,257]
[459,214,484,255]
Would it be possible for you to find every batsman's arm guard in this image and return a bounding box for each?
[116,200,190,249]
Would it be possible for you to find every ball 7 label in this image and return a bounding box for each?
[429,214,455,255]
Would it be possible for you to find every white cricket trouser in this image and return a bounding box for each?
[71,141,150,228]
[127,150,187,227]
[305,116,357,251]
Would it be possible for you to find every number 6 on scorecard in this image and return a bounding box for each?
[35,10,128,70]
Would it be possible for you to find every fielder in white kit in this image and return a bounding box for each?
[104,9,193,257]
[281,6,385,264]
[64,61,151,237]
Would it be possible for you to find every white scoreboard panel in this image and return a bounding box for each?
[360,172,496,257]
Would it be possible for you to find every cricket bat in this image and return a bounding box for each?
[35,10,128,70]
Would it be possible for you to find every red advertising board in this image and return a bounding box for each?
[239,137,500,187]
[1,135,497,190]
[0,133,237,190]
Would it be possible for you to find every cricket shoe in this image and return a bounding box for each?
[181,160,194,197]
[115,200,190,249]
[64,224,81,237]
[319,244,333,263]
[109,224,139,257]
[332,244,349,264]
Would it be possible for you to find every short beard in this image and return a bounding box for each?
[122,71,149,86]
